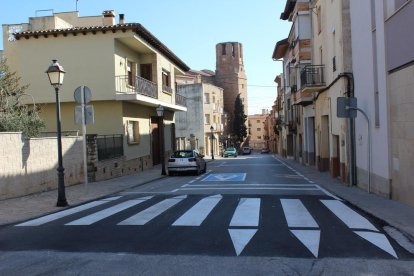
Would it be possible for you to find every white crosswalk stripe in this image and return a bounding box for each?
[66,199,149,225]
[118,195,187,226]
[13,195,398,258]
[281,199,318,228]
[173,195,222,226]
[321,200,378,231]
[16,200,109,227]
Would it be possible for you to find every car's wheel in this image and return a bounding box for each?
[168,171,173,176]
[195,166,200,176]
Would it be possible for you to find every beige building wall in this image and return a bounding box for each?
[389,64,414,207]
[248,114,267,150]
[0,133,83,200]
[311,0,351,181]
[2,10,188,182]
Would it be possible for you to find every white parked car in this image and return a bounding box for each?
[168,150,207,176]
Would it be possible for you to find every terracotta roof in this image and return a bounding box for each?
[13,23,190,72]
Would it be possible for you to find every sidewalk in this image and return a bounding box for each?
[0,165,166,226]
[277,155,414,243]
[1,155,414,246]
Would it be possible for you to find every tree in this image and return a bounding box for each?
[0,59,45,137]
[232,94,247,143]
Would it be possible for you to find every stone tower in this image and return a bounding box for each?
[214,42,247,133]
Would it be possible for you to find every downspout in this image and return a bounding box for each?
[313,72,356,186]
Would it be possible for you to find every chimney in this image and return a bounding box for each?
[119,14,125,25]
[102,10,115,26]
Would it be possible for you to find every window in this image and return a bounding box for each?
[126,120,140,144]
[204,93,210,104]
[232,43,235,57]
[257,136,262,139]
[162,70,170,86]
[257,128,261,131]
[257,120,260,123]
[212,96,216,103]
[127,61,136,86]
[222,44,226,55]
[162,70,172,93]
[205,114,210,124]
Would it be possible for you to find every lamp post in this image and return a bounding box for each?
[156,105,166,175]
[210,125,214,160]
[46,60,68,207]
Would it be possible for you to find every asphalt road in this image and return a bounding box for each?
[0,153,413,275]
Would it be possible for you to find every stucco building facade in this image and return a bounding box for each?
[2,10,189,180]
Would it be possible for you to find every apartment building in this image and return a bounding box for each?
[248,112,268,151]
[350,0,414,206]
[2,10,189,180]
[175,82,224,157]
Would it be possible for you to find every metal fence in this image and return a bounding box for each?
[115,75,158,98]
[300,65,325,87]
[175,93,187,107]
[97,134,123,161]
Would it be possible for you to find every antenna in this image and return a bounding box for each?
[76,0,78,12]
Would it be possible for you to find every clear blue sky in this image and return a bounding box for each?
[0,0,290,115]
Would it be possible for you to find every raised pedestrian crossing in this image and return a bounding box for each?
[14,194,400,258]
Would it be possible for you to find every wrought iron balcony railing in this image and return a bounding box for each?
[116,75,158,99]
[175,93,187,107]
[300,65,325,88]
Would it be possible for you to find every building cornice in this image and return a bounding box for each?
[13,23,190,72]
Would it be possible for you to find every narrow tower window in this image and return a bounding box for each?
[222,44,226,55]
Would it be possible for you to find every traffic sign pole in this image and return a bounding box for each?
[81,86,88,189]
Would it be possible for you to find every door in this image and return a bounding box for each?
[141,64,152,82]
[151,117,160,165]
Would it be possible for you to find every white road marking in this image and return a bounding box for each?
[229,198,260,227]
[202,173,246,182]
[101,196,123,201]
[315,185,341,200]
[354,231,398,258]
[182,184,316,187]
[173,195,222,226]
[291,230,321,258]
[15,201,108,226]
[229,229,257,256]
[321,200,378,231]
[118,195,187,225]
[179,187,320,191]
[281,199,318,228]
[66,199,149,225]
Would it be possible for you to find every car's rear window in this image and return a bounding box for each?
[172,151,194,158]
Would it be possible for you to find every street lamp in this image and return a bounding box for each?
[210,125,214,160]
[46,60,68,207]
[156,105,166,175]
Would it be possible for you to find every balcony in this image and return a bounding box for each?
[300,65,325,90]
[162,85,173,94]
[297,65,326,105]
[175,93,187,107]
[116,75,158,99]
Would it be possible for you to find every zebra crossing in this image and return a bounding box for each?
[14,194,400,258]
